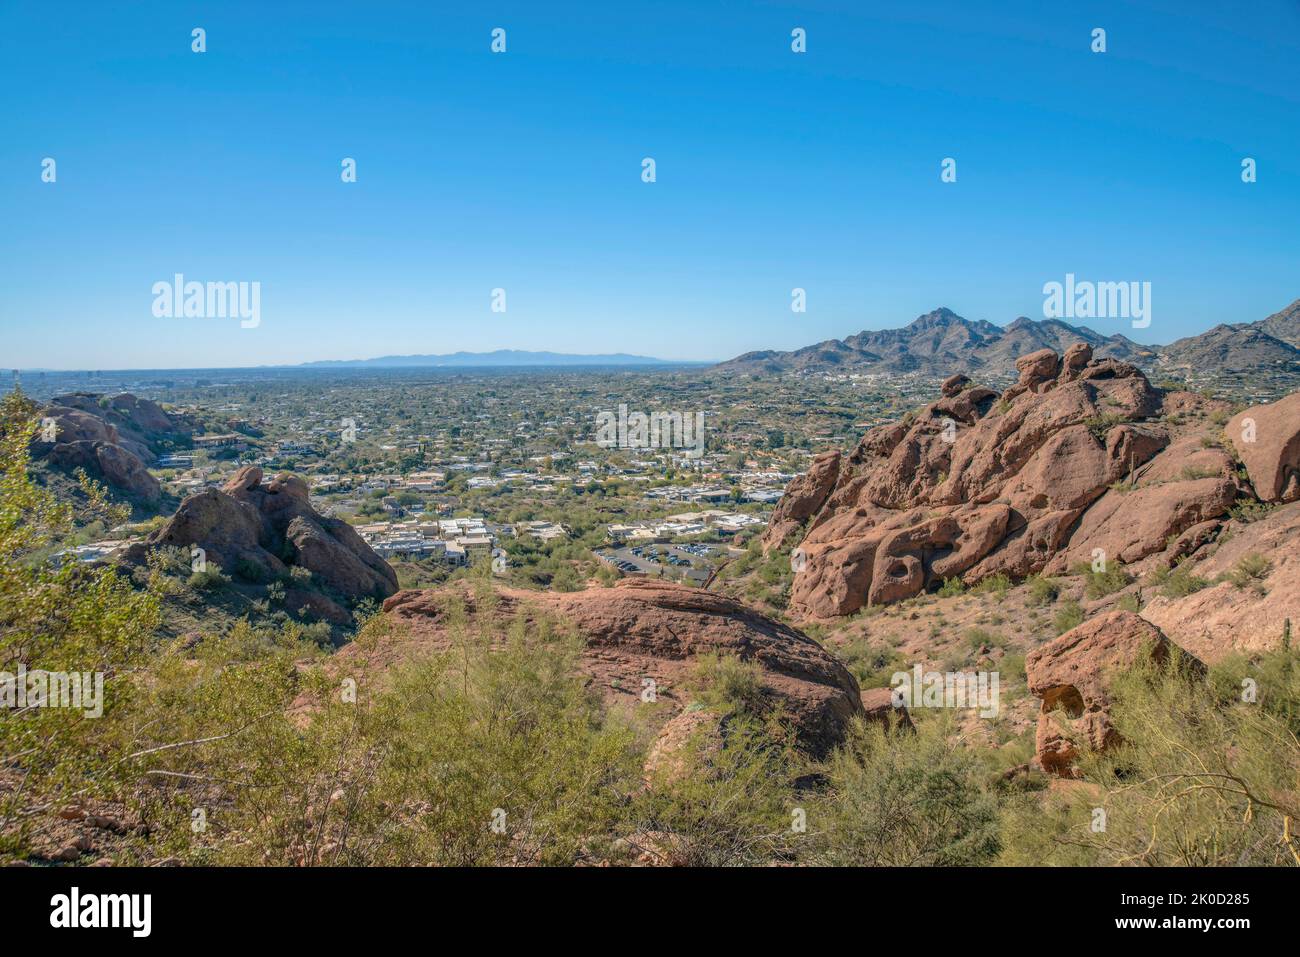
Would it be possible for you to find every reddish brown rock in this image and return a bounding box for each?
[34,406,163,502]
[131,466,397,604]
[1142,500,1300,662]
[1046,475,1238,573]
[940,373,970,398]
[860,686,914,731]
[1026,611,1202,776]
[763,449,841,549]
[367,579,865,757]
[1228,392,1300,503]
[778,346,1168,618]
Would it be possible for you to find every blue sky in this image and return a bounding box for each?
[2,0,1298,369]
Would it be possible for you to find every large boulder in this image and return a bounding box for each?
[777,347,1171,618]
[30,393,193,503]
[1229,392,1300,503]
[1026,611,1202,776]
[130,466,397,606]
[360,579,866,758]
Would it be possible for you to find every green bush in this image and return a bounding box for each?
[187,567,231,590]
[1025,576,1060,606]
[1227,552,1272,592]
[937,577,967,597]
[1053,599,1084,635]
[808,716,1000,866]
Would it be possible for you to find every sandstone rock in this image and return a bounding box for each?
[1046,475,1237,573]
[29,397,188,503]
[1026,611,1202,776]
[1014,348,1060,392]
[364,579,865,757]
[46,439,161,502]
[780,347,1170,617]
[941,373,970,398]
[1229,392,1300,503]
[763,450,841,550]
[1142,500,1300,662]
[771,345,1272,619]
[860,686,914,731]
[132,469,397,606]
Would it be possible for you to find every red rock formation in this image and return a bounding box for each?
[1142,500,1300,662]
[129,465,397,608]
[1229,392,1300,503]
[1025,611,1202,776]
[34,407,162,502]
[765,345,1251,618]
[356,579,865,757]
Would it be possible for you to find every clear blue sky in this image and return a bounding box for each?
[2,0,1298,369]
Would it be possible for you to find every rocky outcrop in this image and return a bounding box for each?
[764,450,841,548]
[767,345,1248,618]
[1142,500,1300,663]
[352,579,865,758]
[1229,392,1300,504]
[33,406,162,502]
[1026,611,1202,776]
[129,466,397,609]
[42,393,193,465]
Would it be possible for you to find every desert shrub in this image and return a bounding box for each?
[1230,500,1275,524]
[999,653,1027,684]
[631,710,803,866]
[1114,592,1141,613]
[972,573,1012,597]
[1025,575,1060,606]
[965,627,1003,653]
[234,557,267,583]
[807,716,1000,866]
[0,391,164,859]
[1076,561,1132,599]
[1227,552,1272,592]
[1145,560,1210,598]
[937,577,966,597]
[686,652,767,716]
[145,602,643,866]
[838,640,907,690]
[1083,412,1130,440]
[999,646,1300,866]
[1053,599,1084,635]
[187,567,231,590]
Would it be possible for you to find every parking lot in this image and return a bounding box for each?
[597,544,715,583]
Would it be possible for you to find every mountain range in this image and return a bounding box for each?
[714,300,1300,379]
[299,350,702,369]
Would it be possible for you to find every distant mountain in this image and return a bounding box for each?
[300,350,701,369]
[714,308,1153,376]
[1155,323,1300,374]
[1255,298,1300,348]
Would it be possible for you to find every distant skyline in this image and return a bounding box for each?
[3,1,1299,369]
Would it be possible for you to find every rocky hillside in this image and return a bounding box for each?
[29,392,192,504]
[764,344,1300,628]
[716,308,1151,376]
[715,299,1300,385]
